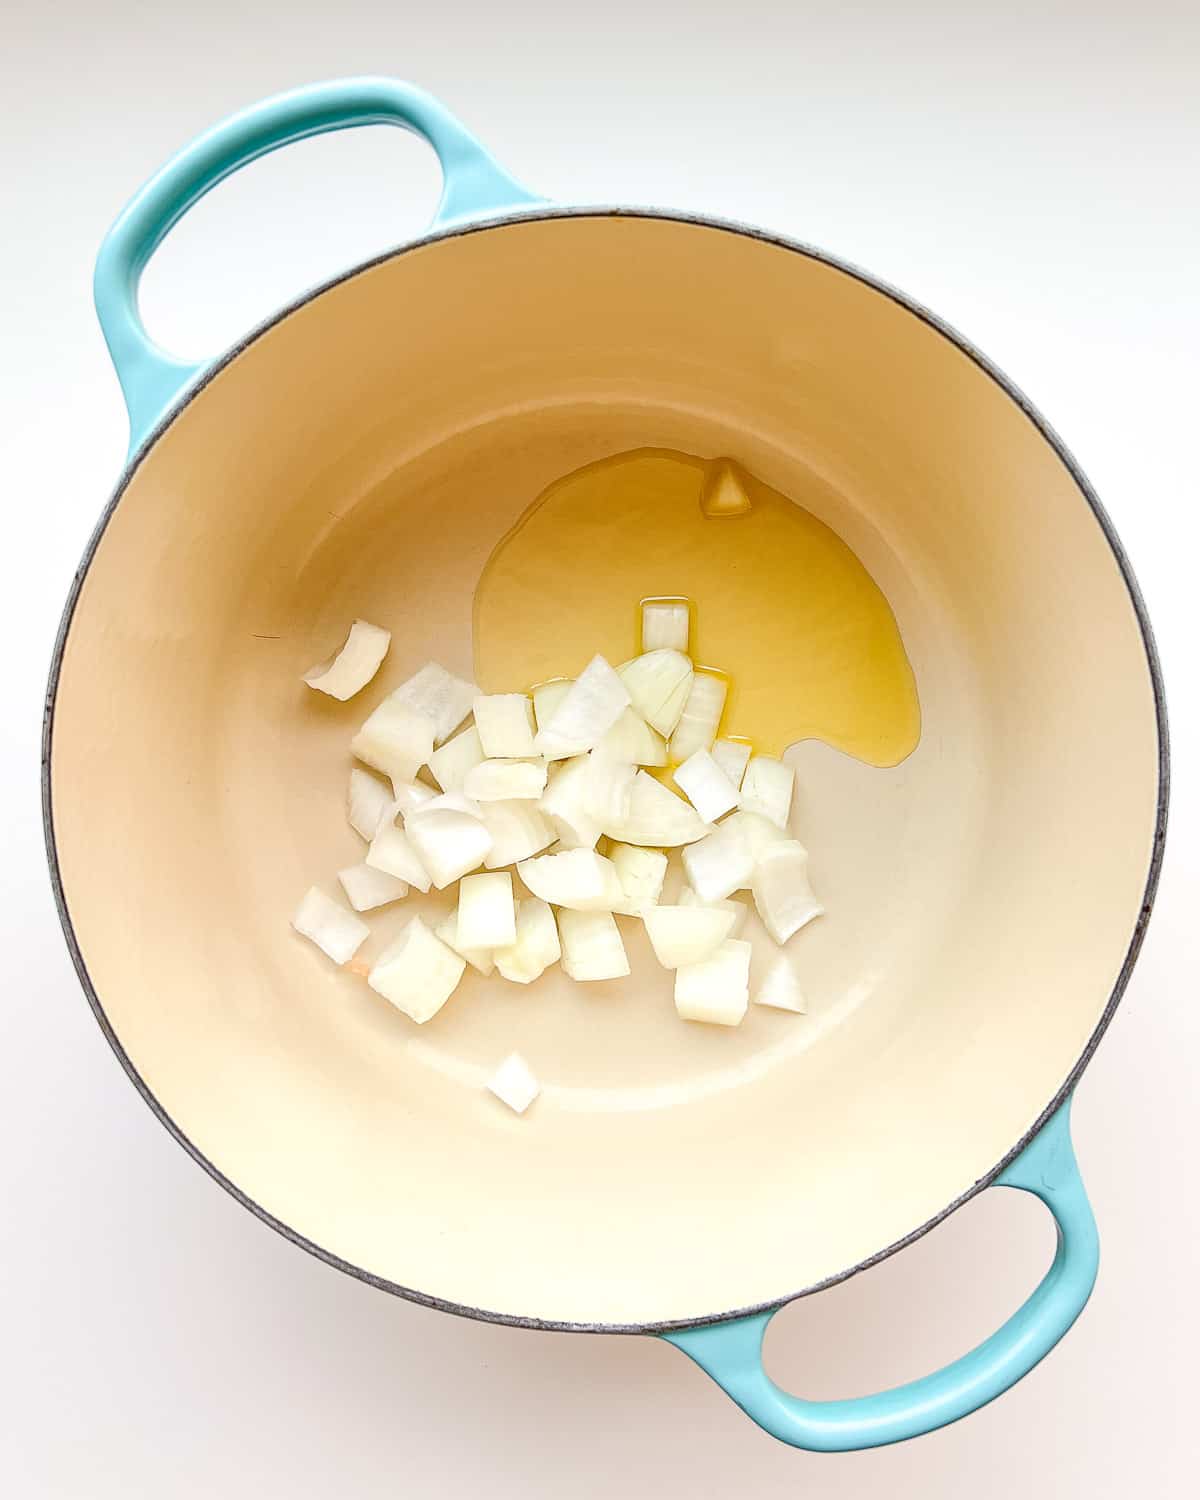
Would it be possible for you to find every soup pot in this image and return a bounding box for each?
[43,77,1168,1451]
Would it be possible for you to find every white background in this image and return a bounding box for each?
[3,2,1197,1494]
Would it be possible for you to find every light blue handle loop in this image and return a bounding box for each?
[94,76,541,453]
[664,1100,1098,1451]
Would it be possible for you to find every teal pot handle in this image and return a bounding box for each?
[93,76,540,454]
[664,1099,1098,1451]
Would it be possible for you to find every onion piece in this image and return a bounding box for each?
[602,771,709,847]
[457,871,517,951]
[740,755,795,829]
[480,800,556,868]
[347,767,393,840]
[754,954,807,1013]
[710,738,752,791]
[366,821,433,892]
[678,885,748,936]
[669,671,728,763]
[303,619,391,699]
[516,849,624,911]
[617,650,694,737]
[435,910,496,976]
[641,599,690,653]
[674,938,752,1026]
[337,861,408,912]
[699,459,753,518]
[597,706,668,767]
[681,820,755,902]
[291,887,369,964]
[535,655,630,757]
[673,747,739,822]
[389,778,438,815]
[582,751,636,824]
[495,897,561,984]
[642,905,737,969]
[539,755,602,849]
[404,801,492,888]
[487,1052,541,1114]
[388,661,478,745]
[473,693,537,758]
[557,909,630,981]
[367,917,466,1022]
[532,679,573,731]
[428,725,485,793]
[718,809,790,860]
[351,695,435,783]
[463,759,548,802]
[608,843,668,917]
[751,840,823,944]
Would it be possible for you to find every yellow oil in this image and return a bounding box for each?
[473,448,920,767]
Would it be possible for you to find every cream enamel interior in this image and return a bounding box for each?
[49,215,1161,1328]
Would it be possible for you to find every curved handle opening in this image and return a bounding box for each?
[94,76,541,453]
[663,1101,1098,1452]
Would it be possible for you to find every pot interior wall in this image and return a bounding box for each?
[49,215,1160,1327]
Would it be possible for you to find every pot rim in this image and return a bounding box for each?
[41,205,1170,1334]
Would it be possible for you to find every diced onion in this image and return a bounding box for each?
[678,886,748,935]
[487,1052,541,1113]
[390,661,478,745]
[532,679,573,731]
[347,767,393,840]
[428,725,485,793]
[473,693,537,758]
[710,738,752,790]
[367,916,466,1022]
[669,671,728,762]
[535,655,630,757]
[642,904,737,968]
[457,871,517,950]
[495,898,561,984]
[674,938,751,1025]
[480,800,555,868]
[404,801,493,888]
[366,821,433,892]
[291,887,369,964]
[740,755,795,829]
[435,909,496,976]
[641,599,690,653]
[303,619,391,700]
[673,747,739,822]
[617,650,694,737]
[681,820,755,902]
[517,848,625,911]
[596,706,667,766]
[754,955,807,1013]
[351,695,435,783]
[751,840,823,944]
[557,909,630,981]
[463,759,549,801]
[337,862,408,912]
[608,843,668,917]
[602,771,709,847]
[538,755,602,849]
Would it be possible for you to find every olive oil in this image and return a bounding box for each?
[474,448,919,767]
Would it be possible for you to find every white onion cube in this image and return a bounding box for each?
[641,599,690,653]
[428,725,485,793]
[679,886,749,935]
[348,767,393,840]
[582,751,635,823]
[351,695,435,782]
[754,955,807,1013]
[389,661,477,745]
[710,738,752,790]
[535,655,630,756]
[495,897,561,984]
[719,809,790,859]
[337,862,408,911]
[674,939,752,1026]
[435,910,495,976]
[457,871,517,951]
[674,747,740,822]
[365,822,432,892]
[303,619,390,700]
[532,679,572,732]
[751,840,823,944]
[404,804,492,888]
[601,770,709,847]
[597,706,668,766]
[740,755,795,829]
[473,694,537,758]
[608,843,668,916]
[291,887,369,965]
[389,778,438,815]
[681,820,755,902]
[538,755,601,849]
[367,917,466,1022]
[669,671,728,762]
[557,909,630,981]
[463,759,548,802]
[516,849,624,911]
[480,800,556,868]
[487,1052,541,1114]
[617,650,694,737]
[642,904,737,968]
